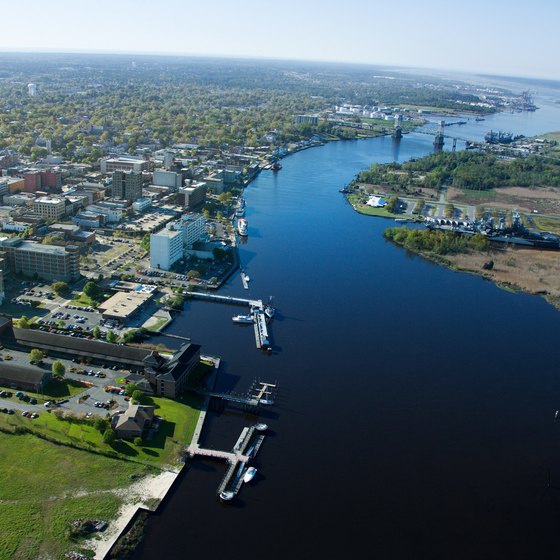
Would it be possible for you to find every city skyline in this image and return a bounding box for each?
[1,0,558,80]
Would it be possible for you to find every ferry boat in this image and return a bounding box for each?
[219,490,234,501]
[232,314,254,324]
[243,467,257,483]
[237,218,248,237]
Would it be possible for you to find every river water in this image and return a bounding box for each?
[133,80,560,560]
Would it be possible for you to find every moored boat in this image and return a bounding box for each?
[255,423,268,431]
[232,314,254,324]
[237,218,248,237]
[243,467,257,483]
[219,490,234,501]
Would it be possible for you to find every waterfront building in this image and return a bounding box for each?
[180,212,206,249]
[100,156,148,173]
[0,238,80,282]
[111,170,143,202]
[33,196,66,220]
[98,290,153,323]
[150,223,184,270]
[143,343,201,398]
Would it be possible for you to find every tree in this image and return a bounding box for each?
[92,326,101,339]
[102,428,117,445]
[83,281,102,301]
[29,348,45,364]
[133,436,143,447]
[106,330,117,343]
[131,390,145,404]
[52,360,65,379]
[213,246,226,261]
[17,316,30,329]
[140,234,150,252]
[385,195,400,213]
[94,417,108,432]
[52,281,68,296]
[125,383,139,397]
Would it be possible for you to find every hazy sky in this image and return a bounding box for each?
[2,0,558,79]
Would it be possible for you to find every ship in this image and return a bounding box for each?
[237,218,248,237]
[425,213,560,249]
[484,130,524,144]
[236,198,246,217]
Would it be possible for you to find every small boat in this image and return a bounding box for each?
[271,161,282,171]
[235,207,245,217]
[394,218,408,223]
[237,218,248,237]
[243,467,257,483]
[259,398,274,406]
[254,423,268,432]
[232,314,254,324]
[219,491,234,501]
[264,296,275,320]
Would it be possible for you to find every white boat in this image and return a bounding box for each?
[235,207,245,217]
[264,296,275,319]
[237,218,248,237]
[232,314,254,324]
[219,490,234,501]
[243,467,257,483]
[254,423,268,431]
[394,218,408,223]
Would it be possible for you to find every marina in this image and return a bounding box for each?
[189,291,274,350]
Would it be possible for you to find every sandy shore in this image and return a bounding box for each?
[89,469,180,560]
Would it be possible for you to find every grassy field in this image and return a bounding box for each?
[0,432,153,560]
[0,392,203,467]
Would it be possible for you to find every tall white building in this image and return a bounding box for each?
[179,213,206,249]
[28,83,37,97]
[150,224,184,270]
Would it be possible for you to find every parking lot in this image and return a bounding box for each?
[0,351,138,419]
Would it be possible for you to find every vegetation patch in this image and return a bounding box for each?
[0,432,152,559]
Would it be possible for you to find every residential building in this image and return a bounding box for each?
[150,223,184,270]
[33,196,66,220]
[0,238,80,282]
[112,404,155,439]
[112,170,143,202]
[100,156,148,173]
[23,169,61,193]
[295,114,319,125]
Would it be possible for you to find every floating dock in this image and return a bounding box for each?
[190,291,273,351]
[185,424,266,500]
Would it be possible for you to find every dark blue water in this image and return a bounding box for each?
[133,92,560,560]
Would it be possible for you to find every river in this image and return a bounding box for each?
[133,79,560,560]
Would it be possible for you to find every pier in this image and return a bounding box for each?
[185,423,266,499]
[190,291,273,351]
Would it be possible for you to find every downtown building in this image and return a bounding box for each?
[0,238,80,282]
[111,171,143,202]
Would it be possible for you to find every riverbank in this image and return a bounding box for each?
[388,239,560,311]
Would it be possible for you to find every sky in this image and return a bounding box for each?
[2,0,558,79]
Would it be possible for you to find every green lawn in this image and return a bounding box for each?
[69,292,99,308]
[132,394,203,465]
[0,392,203,467]
[0,432,153,560]
[532,215,560,234]
[0,379,87,404]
